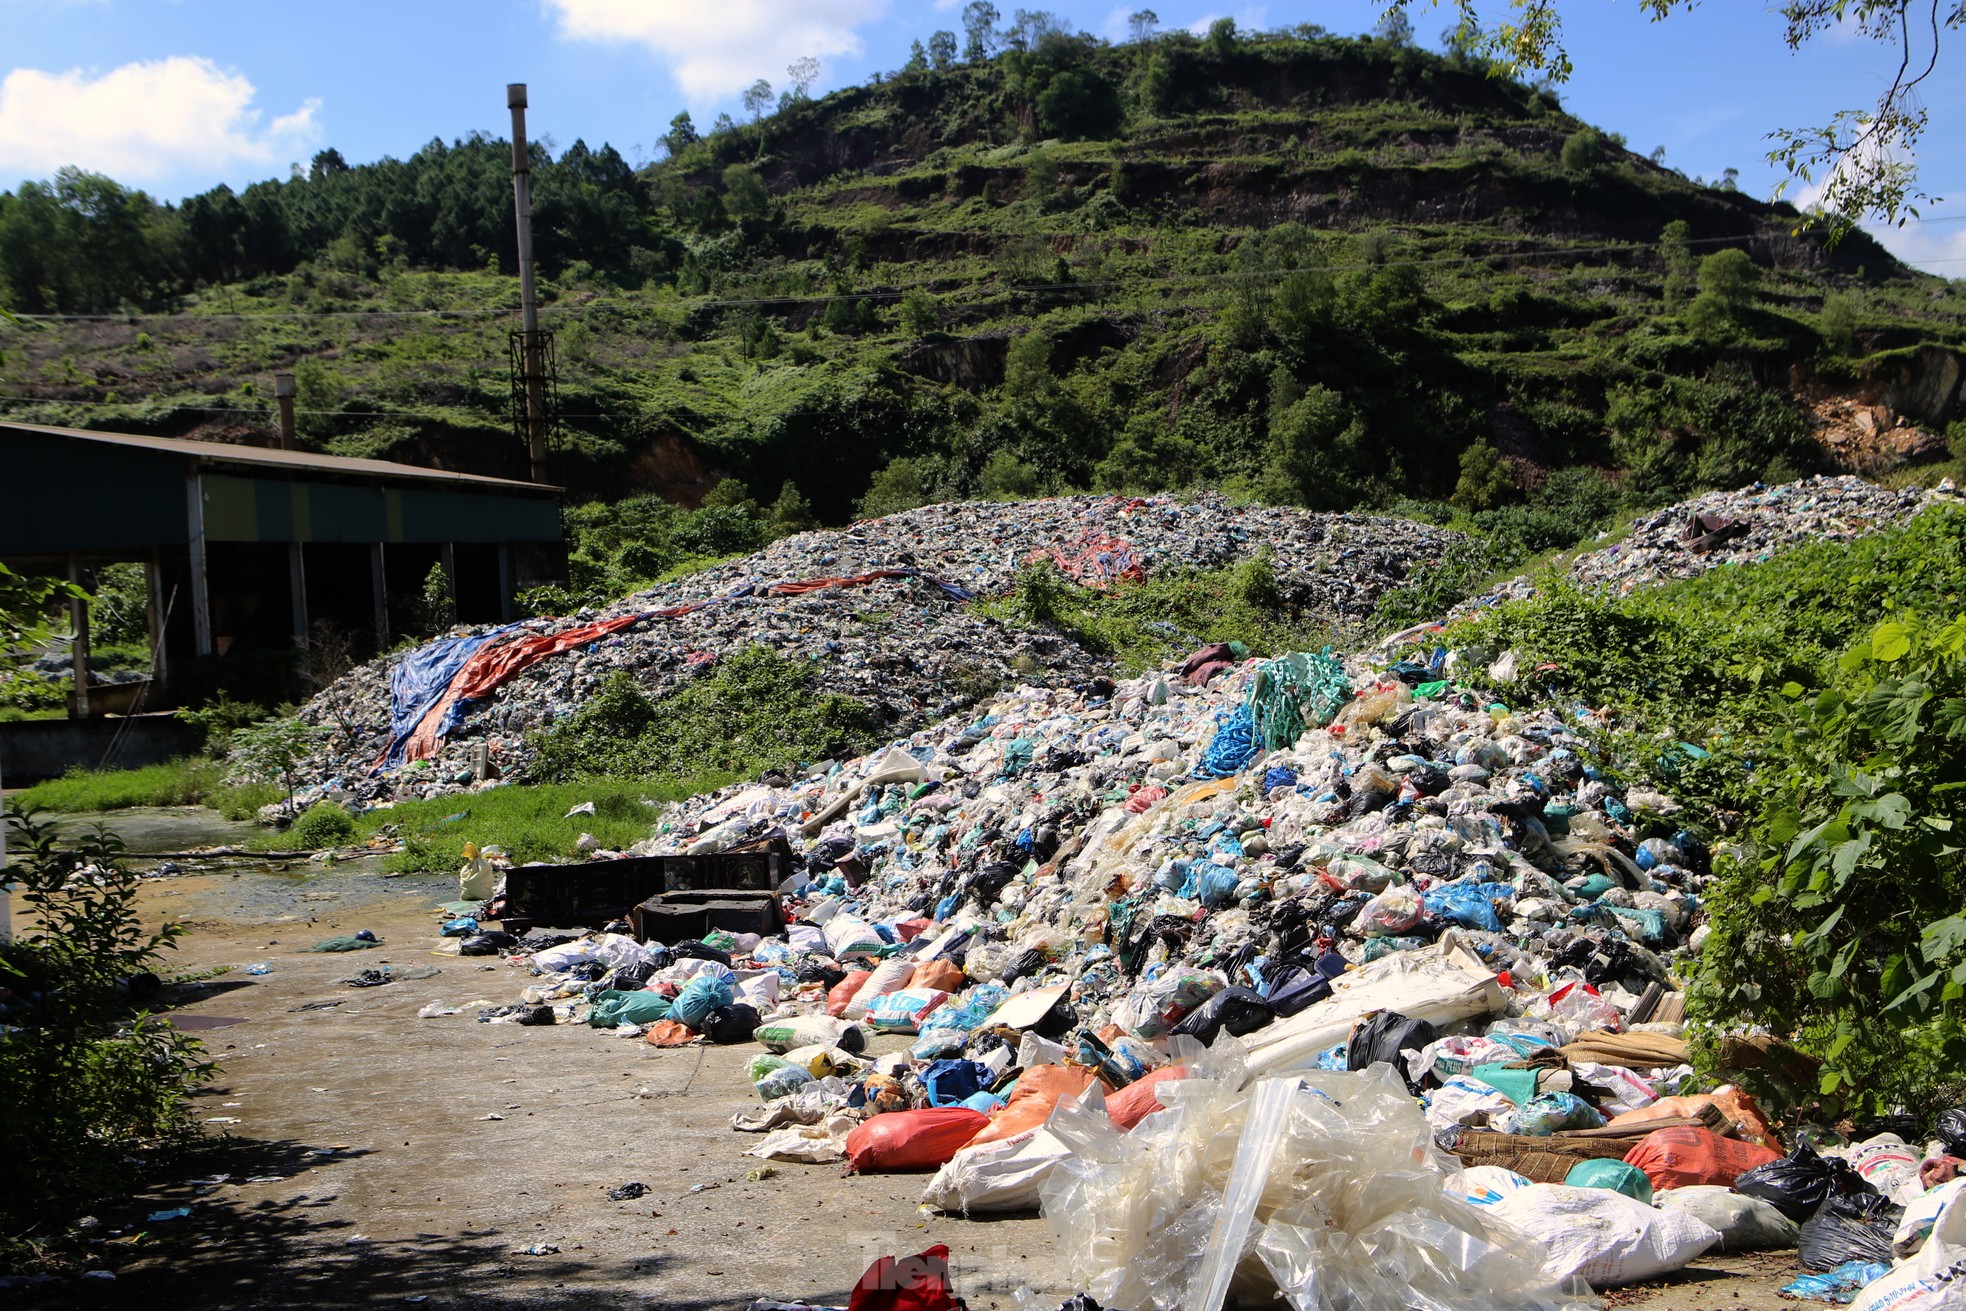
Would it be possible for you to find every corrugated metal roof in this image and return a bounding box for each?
[0,421,562,494]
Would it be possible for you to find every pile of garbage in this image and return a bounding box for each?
[437,605,1966,1306]
[1491,475,1941,607]
[282,494,1458,804]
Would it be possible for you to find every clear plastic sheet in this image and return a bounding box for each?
[1037,1040,1594,1311]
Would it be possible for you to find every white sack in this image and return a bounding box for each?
[1490,1183,1719,1288]
[920,1126,1073,1215]
[1854,1179,1966,1311]
[1657,1185,1799,1252]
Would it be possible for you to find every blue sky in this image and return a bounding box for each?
[1,0,1961,273]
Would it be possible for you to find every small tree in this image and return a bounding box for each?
[785,56,821,102]
[1699,247,1760,309]
[857,457,929,520]
[1560,128,1604,176]
[981,451,1041,499]
[899,286,939,334]
[741,79,774,120]
[723,163,770,220]
[1127,9,1160,42]
[1452,441,1517,511]
[228,718,326,817]
[1372,9,1414,45]
[1206,16,1238,57]
[419,561,455,636]
[928,30,958,70]
[906,39,928,71]
[662,111,698,157]
[962,0,1000,62]
[771,482,817,534]
[1661,219,1697,307]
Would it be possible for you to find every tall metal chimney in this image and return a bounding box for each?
[507,83,551,485]
[273,372,297,450]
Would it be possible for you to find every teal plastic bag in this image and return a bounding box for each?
[673,973,735,1029]
[1565,1158,1655,1204]
[588,990,674,1028]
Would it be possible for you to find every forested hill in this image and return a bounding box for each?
[3,21,1964,538]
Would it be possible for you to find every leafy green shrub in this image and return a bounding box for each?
[0,806,213,1242]
[286,801,356,848]
[529,649,881,783]
[1425,505,1966,1116]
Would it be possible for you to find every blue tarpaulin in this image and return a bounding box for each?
[378,623,525,768]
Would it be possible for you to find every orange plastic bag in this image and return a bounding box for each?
[845,1108,990,1173]
[644,1020,696,1047]
[908,959,966,993]
[965,1065,1100,1149]
[1608,1087,1781,1153]
[1105,1065,1188,1131]
[1623,1126,1781,1191]
[828,969,873,1017]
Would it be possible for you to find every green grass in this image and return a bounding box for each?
[13,758,224,812]
[9,758,282,819]
[978,556,1343,672]
[303,777,742,873]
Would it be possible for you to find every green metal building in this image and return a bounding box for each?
[1,422,564,713]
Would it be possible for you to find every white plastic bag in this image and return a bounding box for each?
[1657,1185,1799,1253]
[921,1126,1074,1214]
[1490,1183,1719,1287]
[1853,1178,1966,1311]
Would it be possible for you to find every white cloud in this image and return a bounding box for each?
[0,56,319,182]
[1868,215,1966,279]
[546,0,887,101]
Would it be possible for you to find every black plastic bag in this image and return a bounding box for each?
[1735,1142,1872,1223]
[1170,986,1275,1045]
[1798,1192,1903,1271]
[1346,1011,1439,1092]
[669,939,732,965]
[458,931,517,957]
[702,1003,761,1045]
[1938,1107,1966,1157]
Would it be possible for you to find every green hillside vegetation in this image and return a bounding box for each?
[3,18,1964,548]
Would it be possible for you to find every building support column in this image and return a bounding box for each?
[289,542,309,650]
[186,470,213,657]
[370,542,388,651]
[145,548,169,689]
[67,553,90,719]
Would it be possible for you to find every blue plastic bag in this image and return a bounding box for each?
[672,973,734,1029]
[922,1059,994,1107]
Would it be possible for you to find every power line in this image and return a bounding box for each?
[7,214,1963,324]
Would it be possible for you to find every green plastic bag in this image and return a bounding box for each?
[1565,1158,1655,1204]
[588,990,674,1028]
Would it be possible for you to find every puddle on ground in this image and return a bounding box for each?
[28,806,453,927]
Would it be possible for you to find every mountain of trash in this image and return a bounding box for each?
[285,494,1459,801]
[403,475,1966,1311]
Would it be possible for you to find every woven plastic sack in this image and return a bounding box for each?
[753,1012,865,1054]
[844,958,915,1020]
[865,988,952,1035]
[827,969,873,1017]
[844,1108,990,1173]
[1851,1177,1966,1311]
[909,959,965,993]
[1105,1065,1188,1131]
[1489,1183,1720,1287]
[1624,1126,1781,1192]
[967,1064,1098,1149]
[824,914,884,961]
